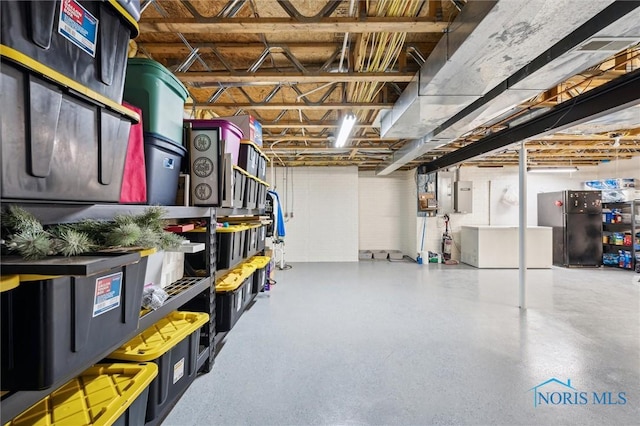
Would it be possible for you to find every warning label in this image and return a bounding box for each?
[93,272,123,317]
[58,0,98,57]
[173,358,185,384]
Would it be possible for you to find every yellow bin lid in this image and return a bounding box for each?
[0,275,20,293]
[229,263,256,282]
[216,225,249,233]
[216,273,245,292]
[108,311,209,362]
[8,363,158,426]
[250,256,271,269]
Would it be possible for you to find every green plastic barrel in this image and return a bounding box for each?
[124,58,188,144]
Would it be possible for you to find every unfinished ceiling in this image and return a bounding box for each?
[134,0,640,171]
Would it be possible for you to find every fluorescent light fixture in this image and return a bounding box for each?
[527,167,579,173]
[335,113,357,147]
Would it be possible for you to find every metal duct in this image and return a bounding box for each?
[422,67,640,173]
[376,0,639,175]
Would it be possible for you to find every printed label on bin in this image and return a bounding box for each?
[58,0,99,57]
[173,358,185,384]
[93,272,123,317]
[163,157,175,170]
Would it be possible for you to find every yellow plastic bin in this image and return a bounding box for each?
[250,256,271,294]
[108,311,209,424]
[8,363,158,426]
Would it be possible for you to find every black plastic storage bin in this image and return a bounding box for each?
[244,176,258,210]
[257,154,267,181]
[108,312,208,424]
[0,60,137,202]
[215,272,252,332]
[1,0,139,104]
[117,0,142,22]
[250,256,270,294]
[257,224,266,252]
[243,225,259,258]
[238,141,259,176]
[256,179,268,210]
[144,132,187,206]
[215,225,247,270]
[233,166,247,207]
[1,252,147,390]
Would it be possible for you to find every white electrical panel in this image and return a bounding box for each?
[454,181,473,213]
[437,171,455,214]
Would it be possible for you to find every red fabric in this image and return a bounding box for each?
[120,102,147,203]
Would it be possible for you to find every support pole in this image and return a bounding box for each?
[519,141,527,309]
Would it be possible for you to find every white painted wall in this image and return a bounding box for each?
[358,170,417,256]
[267,167,359,262]
[415,157,640,259]
[266,157,639,263]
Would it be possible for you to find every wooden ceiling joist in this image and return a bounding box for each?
[186,102,392,110]
[139,17,448,34]
[261,123,375,129]
[178,72,414,84]
[262,136,398,142]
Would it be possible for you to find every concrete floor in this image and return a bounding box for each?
[164,262,640,425]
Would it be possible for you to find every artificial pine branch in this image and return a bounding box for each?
[72,219,112,246]
[159,231,186,250]
[105,223,142,247]
[134,207,167,232]
[113,214,136,227]
[8,230,52,260]
[50,226,94,256]
[135,227,160,249]
[2,206,44,234]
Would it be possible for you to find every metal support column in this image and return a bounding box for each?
[518,142,527,309]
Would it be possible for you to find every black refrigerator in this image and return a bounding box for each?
[537,190,602,267]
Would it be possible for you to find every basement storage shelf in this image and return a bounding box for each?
[108,311,209,425]
[1,252,147,390]
[8,363,158,426]
[0,204,218,423]
[602,200,640,270]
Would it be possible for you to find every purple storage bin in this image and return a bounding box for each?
[184,119,244,166]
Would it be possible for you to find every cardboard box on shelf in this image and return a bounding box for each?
[217,115,263,147]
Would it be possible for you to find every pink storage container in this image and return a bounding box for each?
[184,119,244,166]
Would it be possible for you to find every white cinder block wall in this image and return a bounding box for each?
[358,170,417,256]
[268,167,359,262]
[415,157,640,259]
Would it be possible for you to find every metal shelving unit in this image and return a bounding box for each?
[0,203,221,422]
[602,200,639,270]
[0,203,265,421]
